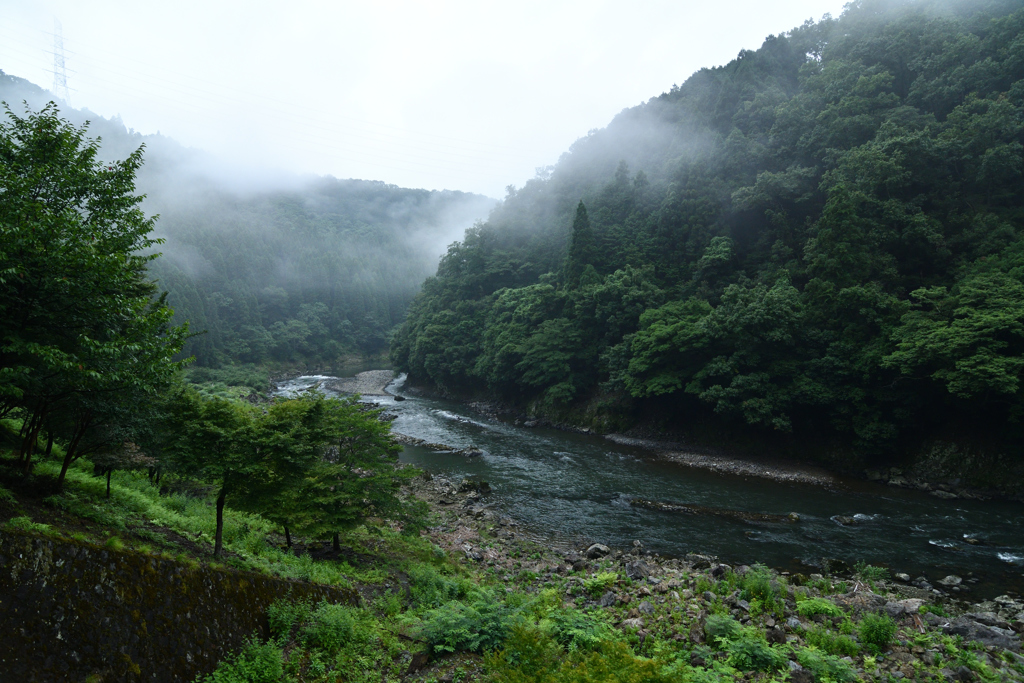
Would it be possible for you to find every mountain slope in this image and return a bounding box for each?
[391,0,1024,472]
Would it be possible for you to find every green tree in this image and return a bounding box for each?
[0,103,189,481]
[563,201,595,288]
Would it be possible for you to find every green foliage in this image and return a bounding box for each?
[582,571,618,596]
[854,562,889,583]
[198,637,283,683]
[724,634,787,672]
[796,597,843,618]
[407,563,472,608]
[266,599,312,639]
[541,608,617,652]
[391,0,1024,458]
[301,602,369,654]
[805,626,860,658]
[859,612,898,651]
[796,646,858,682]
[417,591,520,654]
[4,515,50,533]
[704,614,743,644]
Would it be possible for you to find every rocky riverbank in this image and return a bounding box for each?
[322,369,395,396]
[403,471,1024,681]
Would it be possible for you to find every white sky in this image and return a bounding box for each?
[1,0,849,197]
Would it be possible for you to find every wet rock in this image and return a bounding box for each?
[884,602,906,618]
[832,515,857,526]
[788,512,801,522]
[638,601,655,615]
[686,553,714,570]
[789,662,814,683]
[598,591,617,608]
[963,536,981,545]
[931,490,958,500]
[965,612,1012,630]
[393,395,406,402]
[938,575,963,587]
[711,564,730,578]
[898,598,925,614]
[943,617,1021,651]
[406,651,429,674]
[786,617,803,630]
[894,572,911,582]
[586,543,610,559]
[766,626,786,644]
[923,612,950,628]
[832,590,886,613]
[625,560,650,580]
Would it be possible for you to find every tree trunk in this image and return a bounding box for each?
[333,532,340,552]
[284,525,292,548]
[214,486,227,557]
[20,406,46,474]
[44,432,53,458]
[56,415,90,490]
[106,470,112,499]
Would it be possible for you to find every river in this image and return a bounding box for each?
[276,372,1024,599]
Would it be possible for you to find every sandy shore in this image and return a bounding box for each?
[323,370,395,396]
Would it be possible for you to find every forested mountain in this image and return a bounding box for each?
[0,72,495,367]
[392,0,1024,465]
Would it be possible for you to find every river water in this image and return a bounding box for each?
[276,373,1024,599]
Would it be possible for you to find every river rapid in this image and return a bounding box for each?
[276,372,1024,599]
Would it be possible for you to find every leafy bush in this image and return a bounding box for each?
[301,602,369,654]
[4,516,51,533]
[724,635,787,672]
[0,483,16,506]
[199,637,283,683]
[796,597,842,618]
[266,599,312,639]
[491,639,671,683]
[797,646,858,682]
[541,608,617,652]
[582,572,618,596]
[859,612,897,651]
[805,626,859,657]
[704,614,742,645]
[854,562,890,583]
[407,563,471,608]
[418,592,519,654]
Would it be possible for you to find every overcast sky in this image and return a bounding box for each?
[1,0,849,197]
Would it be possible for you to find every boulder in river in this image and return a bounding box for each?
[938,575,963,587]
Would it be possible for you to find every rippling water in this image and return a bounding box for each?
[277,373,1024,598]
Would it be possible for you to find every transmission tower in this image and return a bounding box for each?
[52,18,70,104]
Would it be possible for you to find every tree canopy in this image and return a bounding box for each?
[391,0,1024,463]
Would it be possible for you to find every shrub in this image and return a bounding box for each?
[724,634,787,672]
[854,562,889,583]
[704,614,742,645]
[418,592,519,654]
[542,608,617,652]
[805,626,859,657]
[796,597,842,618]
[407,564,471,608]
[796,646,858,682]
[582,572,618,596]
[200,637,283,683]
[301,602,368,654]
[859,612,897,651]
[266,599,312,639]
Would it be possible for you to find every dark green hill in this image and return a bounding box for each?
[0,72,496,366]
[391,0,1024,471]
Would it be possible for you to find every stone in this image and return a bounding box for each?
[930,490,958,500]
[898,598,925,614]
[833,515,857,525]
[942,616,1021,651]
[585,543,610,559]
[923,612,949,627]
[894,572,911,582]
[710,564,730,578]
[638,601,655,615]
[938,575,962,587]
[786,617,803,630]
[766,626,786,644]
[965,612,1012,630]
[884,602,906,618]
[625,560,650,580]
[621,617,644,630]
[788,512,801,521]
[598,591,617,608]
[702,591,716,603]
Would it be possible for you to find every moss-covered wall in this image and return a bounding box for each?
[0,530,358,682]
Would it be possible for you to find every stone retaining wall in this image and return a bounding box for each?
[0,530,358,682]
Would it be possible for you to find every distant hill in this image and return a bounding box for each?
[1,71,496,366]
[391,0,1024,474]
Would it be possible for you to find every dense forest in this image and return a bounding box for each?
[392,0,1024,465]
[0,72,495,367]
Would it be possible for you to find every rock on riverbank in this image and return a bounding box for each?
[323,370,395,396]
